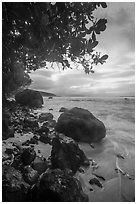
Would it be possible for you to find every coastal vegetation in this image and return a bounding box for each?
[3,2,108,98]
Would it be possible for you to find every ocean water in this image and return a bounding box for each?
[37,96,135,143]
[34,96,135,201]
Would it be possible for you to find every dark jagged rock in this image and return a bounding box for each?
[59,107,68,112]
[15,89,43,108]
[29,168,88,202]
[39,120,56,129]
[21,147,36,166]
[22,140,30,146]
[51,134,90,174]
[116,153,125,159]
[2,165,30,202]
[42,121,49,126]
[78,167,85,174]
[12,154,24,171]
[5,147,14,155]
[37,125,49,135]
[29,135,39,145]
[23,117,39,129]
[89,177,103,188]
[2,110,11,124]
[39,112,53,122]
[23,165,39,185]
[22,136,39,146]
[49,108,53,111]
[92,173,106,181]
[2,125,14,140]
[2,110,14,140]
[29,112,36,118]
[39,132,50,144]
[56,107,106,143]
[48,119,56,128]
[32,156,48,175]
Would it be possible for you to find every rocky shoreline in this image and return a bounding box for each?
[2,90,135,202]
[2,98,100,202]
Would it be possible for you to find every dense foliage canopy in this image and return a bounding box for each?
[2,2,108,96]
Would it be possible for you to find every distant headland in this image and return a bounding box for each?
[39,90,57,97]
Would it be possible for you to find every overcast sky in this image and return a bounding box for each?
[29,2,135,97]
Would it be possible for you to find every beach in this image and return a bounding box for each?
[2,96,135,202]
[36,96,135,202]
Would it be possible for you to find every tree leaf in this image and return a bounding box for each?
[100,54,108,61]
[101,3,107,8]
[87,40,98,53]
[92,31,96,41]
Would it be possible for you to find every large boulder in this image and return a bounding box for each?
[51,134,90,174]
[15,89,43,108]
[29,168,88,202]
[55,107,106,143]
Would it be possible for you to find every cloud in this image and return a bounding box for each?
[29,2,135,97]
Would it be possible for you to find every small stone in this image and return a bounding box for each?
[116,153,125,159]
[21,148,36,165]
[89,177,103,188]
[48,120,56,128]
[59,107,68,112]
[17,129,22,133]
[32,156,48,175]
[82,159,90,166]
[24,117,39,129]
[49,108,53,111]
[23,165,39,185]
[29,113,35,117]
[90,144,95,149]
[78,167,85,173]
[39,133,50,144]
[37,126,49,135]
[5,148,14,155]
[39,113,53,122]
[29,136,38,145]
[93,173,105,181]
[22,140,30,146]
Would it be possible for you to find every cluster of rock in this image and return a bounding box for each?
[2,89,106,202]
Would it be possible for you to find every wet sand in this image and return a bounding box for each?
[77,138,135,202]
